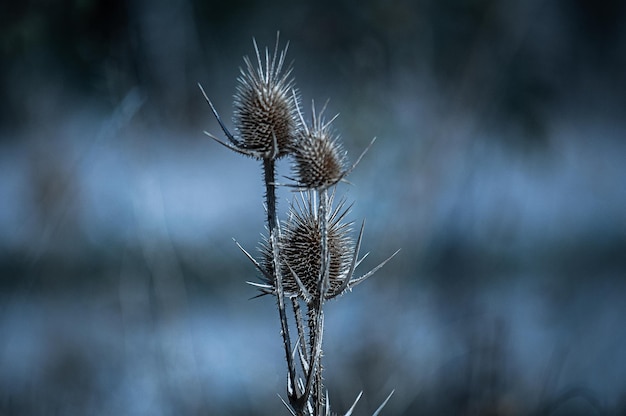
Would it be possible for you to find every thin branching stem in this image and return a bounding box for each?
[316,187,330,414]
[264,158,299,405]
[203,35,398,416]
[319,188,330,300]
[300,187,331,415]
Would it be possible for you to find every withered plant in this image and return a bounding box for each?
[200,34,398,416]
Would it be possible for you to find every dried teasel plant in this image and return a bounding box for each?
[291,102,347,190]
[288,99,376,191]
[265,192,355,302]
[199,35,300,160]
[199,34,300,399]
[253,189,398,304]
[201,33,398,416]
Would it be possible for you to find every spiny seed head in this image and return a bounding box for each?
[292,103,347,189]
[260,195,354,301]
[233,37,300,159]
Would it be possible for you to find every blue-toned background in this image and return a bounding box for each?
[1,1,625,414]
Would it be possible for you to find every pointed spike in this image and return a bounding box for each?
[282,39,290,64]
[329,186,338,204]
[248,293,270,300]
[271,33,280,79]
[332,200,355,225]
[268,180,292,187]
[245,281,273,289]
[349,249,401,289]
[293,89,308,135]
[282,175,300,184]
[264,43,270,82]
[372,390,395,416]
[344,391,364,416]
[331,220,365,298]
[278,395,297,416]
[355,251,370,268]
[234,238,273,282]
[246,282,274,300]
[241,56,254,79]
[341,136,377,181]
[325,390,331,416]
[198,83,239,145]
[319,98,331,119]
[203,131,254,157]
[339,177,355,186]
[297,377,306,395]
[322,112,340,131]
[291,334,301,361]
[252,37,263,77]
[285,260,313,303]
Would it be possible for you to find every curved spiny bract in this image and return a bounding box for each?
[233,36,300,159]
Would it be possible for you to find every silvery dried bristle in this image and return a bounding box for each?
[260,195,354,301]
[233,37,300,159]
[292,104,347,189]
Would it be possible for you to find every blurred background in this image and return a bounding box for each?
[1,0,625,414]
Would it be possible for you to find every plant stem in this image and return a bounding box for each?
[318,188,330,299]
[302,188,330,415]
[316,188,329,414]
[263,158,299,404]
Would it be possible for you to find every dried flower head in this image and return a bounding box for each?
[233,36,299,159]
[199,34,300,160]
[291,102,347,189]
[246,191,399,302]
[258,193,354,301]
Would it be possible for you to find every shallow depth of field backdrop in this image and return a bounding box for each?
[1,1,625,415]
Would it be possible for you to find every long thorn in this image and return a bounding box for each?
[286,260,313,302]
[344,391,364,416]
[234,238,273,282]
[372,390,395,416]
[198,83,238,145]
[349,249,401,289]
[278,395,297,416]
[203,131,257,157]
[341,136,377,181]
[332,219,365,298]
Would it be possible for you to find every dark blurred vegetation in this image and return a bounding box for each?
[2,0,625,139]
[1,0,625,415]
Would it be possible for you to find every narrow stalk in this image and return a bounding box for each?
[263,159,299,404]
[316,188,330,414]
[318,188,330,299]
[302,187,330,415]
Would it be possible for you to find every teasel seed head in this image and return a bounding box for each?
[259,193,354,302]
[232,35,300,159]
[291,102,348,189]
